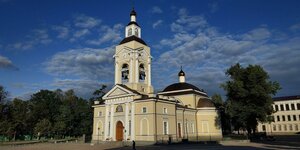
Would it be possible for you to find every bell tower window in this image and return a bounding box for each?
[121,64,129,82]
[128,28,132,36]
[139,64,146,81]
[134,28,138,36]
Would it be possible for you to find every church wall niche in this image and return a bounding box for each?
[139,63,146,82]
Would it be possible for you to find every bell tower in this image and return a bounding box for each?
[114,8,153,95]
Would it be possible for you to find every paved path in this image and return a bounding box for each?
[1,141,300,150]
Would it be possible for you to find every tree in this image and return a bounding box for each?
[34,119,52,138]
[92,85,107,103]
[0,85,8,103]
[221,63,280,135]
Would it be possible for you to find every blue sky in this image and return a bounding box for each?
[1,0,300,99]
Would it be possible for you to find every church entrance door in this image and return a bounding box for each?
[116,121,124,141]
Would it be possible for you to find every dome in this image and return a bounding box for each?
[130,9,137,16]
[163,82,201,92]
[178,69,185,76]
[197,98,215,108]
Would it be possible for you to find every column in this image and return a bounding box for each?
[104,105,110,140]
[115,62,119,84]
[110,104,115,140]
[148,62,151,86]
[125,102,129,140]
[131,102,135,140]
[130,57,133,83]
[135,53,139,83]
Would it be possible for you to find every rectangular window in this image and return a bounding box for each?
[284,125,287,131]
[98,111,102,117]
[277,116,280,122]
[108,122,110,136]
[288,115,291,121]
[291,104,295,110]
[142,107,147,113]
[273,125,276,131]
[293,115,297,121]
[163,121,168,135]
[295,124,299,131]
[289,124,293,131]
[286,104,290,111]
[278,125,282,131]
[262,125,266,131]
[129,120,131,136]
[275,105,279,111]
[163,108,167,114]
[282,115,286,121]
[280,104,284,111]
[297,103,300,110]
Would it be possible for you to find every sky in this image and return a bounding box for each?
[1,0,300,99]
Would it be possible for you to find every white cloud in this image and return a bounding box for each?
[73,29,90,38]
[52,25,69,39]
[289,23,300,32]
[45,47,115,80]
[0,55,18,70]
[153,8,300,96]
[242,28,271,41]
[151,6,163,14]
[86,24,123,45]
[152,20,163,29]
[7,29,52,50]
[74,14,101,28]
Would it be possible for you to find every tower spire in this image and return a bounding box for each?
[178,67,185,83]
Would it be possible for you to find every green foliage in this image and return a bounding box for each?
[221,63,281,135]
[92,85,107,102]
[34,119,52,137]
[0,85,98,141]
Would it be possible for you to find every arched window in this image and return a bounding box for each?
[116,105,123,112]
[134,28,138,36]
[121,64,129,82]
[128,28,132,36]
[139,64,146,81]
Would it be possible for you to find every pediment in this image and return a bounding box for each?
[103,84,138,100]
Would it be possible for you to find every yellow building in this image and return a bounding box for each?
[257,95,300,135]
[92,8,222,144]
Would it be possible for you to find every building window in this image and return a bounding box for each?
[142,107,147,113]
[128,28,132,36]
[295,124,299,131]
[163,108,167,114]
[286,104,290,111]
[289,124,293,131]
[163,121,168,135]
[116,105,123,112]
[282,115,286,121]
[278,125,282,131]
[139,64,146,81]
[288,115,291,121]
[273,125,276,131]
[129,120,131,136]
[291,104,295,110]
[98,111,102,117]
[108,122,110,136]
[275,105,279,111]
[280,104,284,111]
[293,115,297,121]
[121,64,129,82]
[134,28,138,36]
[284,125,287,131]
[297,103,300,110]
[262,125,266,131]
[277,116,280,122]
